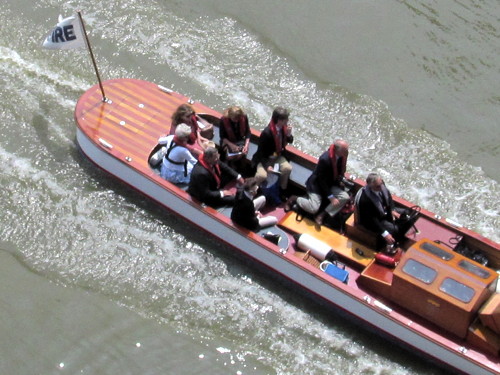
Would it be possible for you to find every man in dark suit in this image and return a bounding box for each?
[188,147,244,208]
[252,107,293,197]
[285,140,350,225]
[355,172,405,246]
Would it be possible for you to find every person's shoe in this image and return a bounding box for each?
[263,232,281,245]
[315,211,326,226]
[284,195,297,212]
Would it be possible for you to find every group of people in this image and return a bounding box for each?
[158,103,412,247]
[158,104,286,232]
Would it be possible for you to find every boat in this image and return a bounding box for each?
[75,78,500,375]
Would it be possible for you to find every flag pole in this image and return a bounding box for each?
[77,10,107,102]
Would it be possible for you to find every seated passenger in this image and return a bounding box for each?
[285,140,350,225]
[252,106,293,200]
[219,106,251,167]
[169,104,213,159]
[231,178,278,231]
[158,123,198,184]
[187,147,244,208]
[355,172,414,247]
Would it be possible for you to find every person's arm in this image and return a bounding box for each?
[260,129,275,161]
[242,115,251,154]
[222,138,240,153]
[184,148,198,165]
[242,137,250,154]
[184,142,202,158]
[195,115,211,129]
[196,132,209,150]
[219,161,241,182]
[359,193,386,234]
[219,120,237,151]
[316,155,331,197]
[158,136,170,145]
[285,124,294,145]
[195,171,225,202]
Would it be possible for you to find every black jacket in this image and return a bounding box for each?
[251,126,293,166]
[357,185,395,235]
[188,161,239,207]
[231,190,259,231]
[305,150,344,198]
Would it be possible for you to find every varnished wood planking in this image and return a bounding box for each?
[75,79,223,173]
[78,81,168,154]
[79,109,157,150]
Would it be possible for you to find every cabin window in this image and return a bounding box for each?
[439,278,475,303]
[420,242,454,261]
[458,260,491,279]
[402,259,437,284]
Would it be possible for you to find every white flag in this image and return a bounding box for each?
[43,15,85,50]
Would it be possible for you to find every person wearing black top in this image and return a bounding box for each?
[188,147,244,208]
[286,139,350,225]
[252,107,293,194]
[220,106,251,160]
[355,172,408,246]
[231,178,277,231]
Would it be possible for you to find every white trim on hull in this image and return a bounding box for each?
[76,128,495,375]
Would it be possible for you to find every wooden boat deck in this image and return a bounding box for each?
[75,78,221,177]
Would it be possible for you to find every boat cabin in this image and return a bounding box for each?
[391,239,497,339]
[361,239,498,340]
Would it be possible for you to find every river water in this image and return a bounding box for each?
[0,1,498,374]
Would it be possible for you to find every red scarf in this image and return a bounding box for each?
[186,114,198,144]
[199,154,221,188]
[328,143,347,180]
[222,116,248,142]
[172,135,183,145]
[269,120,288,155]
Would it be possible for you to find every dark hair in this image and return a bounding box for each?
[271,106,289,122]
[204,146,219,159]
[171,104,195,127]
[243,177,258,192]
[366,172,381,185]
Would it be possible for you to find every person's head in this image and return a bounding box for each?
[175,123,192,143]
[366,172,384,192]
[334,139,349,158]
[225,106,245,122]
[203,146,220,165]
[243,177,259,195]
[172,104,195,126]
[271,106,289,126]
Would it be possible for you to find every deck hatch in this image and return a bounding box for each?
[402,259,437,284]
[420,241,454,261]
[458,260,492,279]
[440,277,475,303]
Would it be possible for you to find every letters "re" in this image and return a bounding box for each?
[50,25,77,43]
